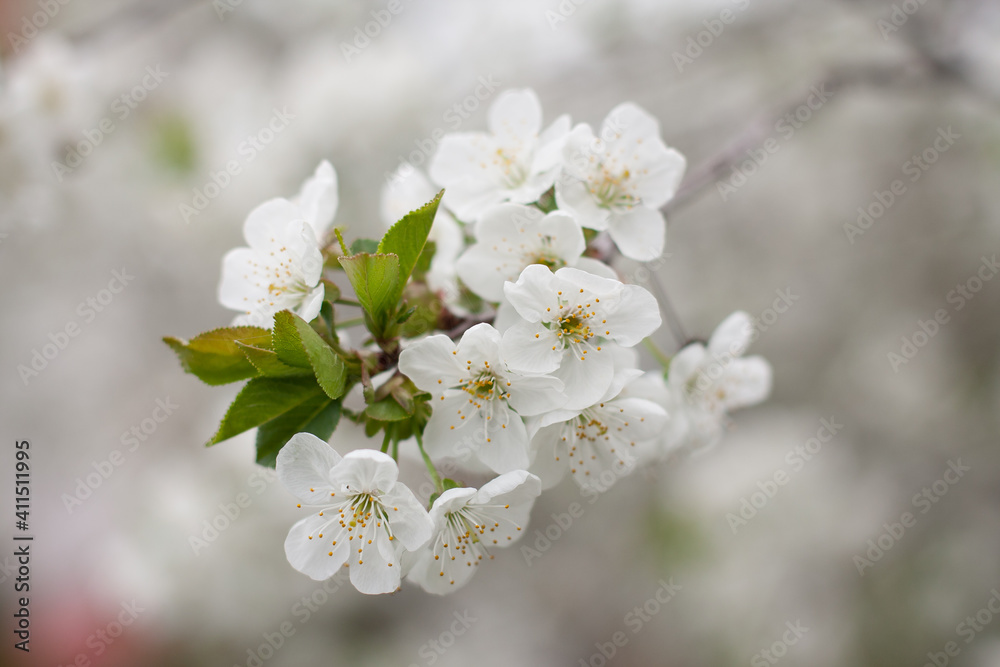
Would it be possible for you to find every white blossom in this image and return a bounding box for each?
[292,159,339,243]
[501,265,661,410]
[398,323,566,473]
[217,160,339,325]
[407,471,540,594]
[556,103,686,261]
[217,198,325,326]
[660,311,772,452]
[277,433,432,595]
[429,88,570,221]
[529,351,667,490]
[456,202,615,302]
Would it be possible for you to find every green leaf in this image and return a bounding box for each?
[350,238,380,254]
[255,396,341,467]
[365,397,411,422]
[237,343,311,378]
[164,326,270,386]
[208,377,323,446]
[338,253,400,335]
[317,300,337,347]
[412,239,436,281]
[272,311,311,368]
[378,190,443,288]
[364,418,383,438]
[289,312,348,400]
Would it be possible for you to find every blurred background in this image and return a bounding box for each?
[2,0,999,665]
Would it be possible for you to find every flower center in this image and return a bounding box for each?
[589,168,639,209]
[462,371,499,403]
[267,279,310,297]
[573,415,609,442]
[557,306,596,346]
[495,146,529,189]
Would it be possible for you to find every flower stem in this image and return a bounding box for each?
[643,337,671,369]
[380,431,391,454]
[415,431,444,494]
[335,317,365,329]
[335,299,362,308]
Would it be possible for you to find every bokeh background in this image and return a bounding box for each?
[2,0,1000,665]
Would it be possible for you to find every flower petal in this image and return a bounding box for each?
[423,395,478,461]
[285,513,350,581]
[455,244,509,302]
[501,321,562,374]
[296,283,325,323]
[708,310,754,358]
[296,160,339,241]
[667,343,706,391]
[455,323,503,365]
[607,206,665,262]
[604,283,661,346]
[554,346,615,411]
[555,174,611,231]
[474,409,530,473]
[721,356,773,410]
[243,198,304,248]
[570,256,619,280]
[635,146,686,209]
[399,335,465,392]
[382,483,434,551]
[331,450,399,495]
[276,432,343,504]
[487,88,542,143]
[349,526,400,595]
[534,113,572,172]
[506,373,567,416]
[503,264,559,322]
[218,247,262,311]
[474,470,541,508]
[528,424,569,490]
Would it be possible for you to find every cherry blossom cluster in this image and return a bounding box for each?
[195,89,773,596]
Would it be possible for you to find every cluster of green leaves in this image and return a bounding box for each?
[164,191,444,467]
